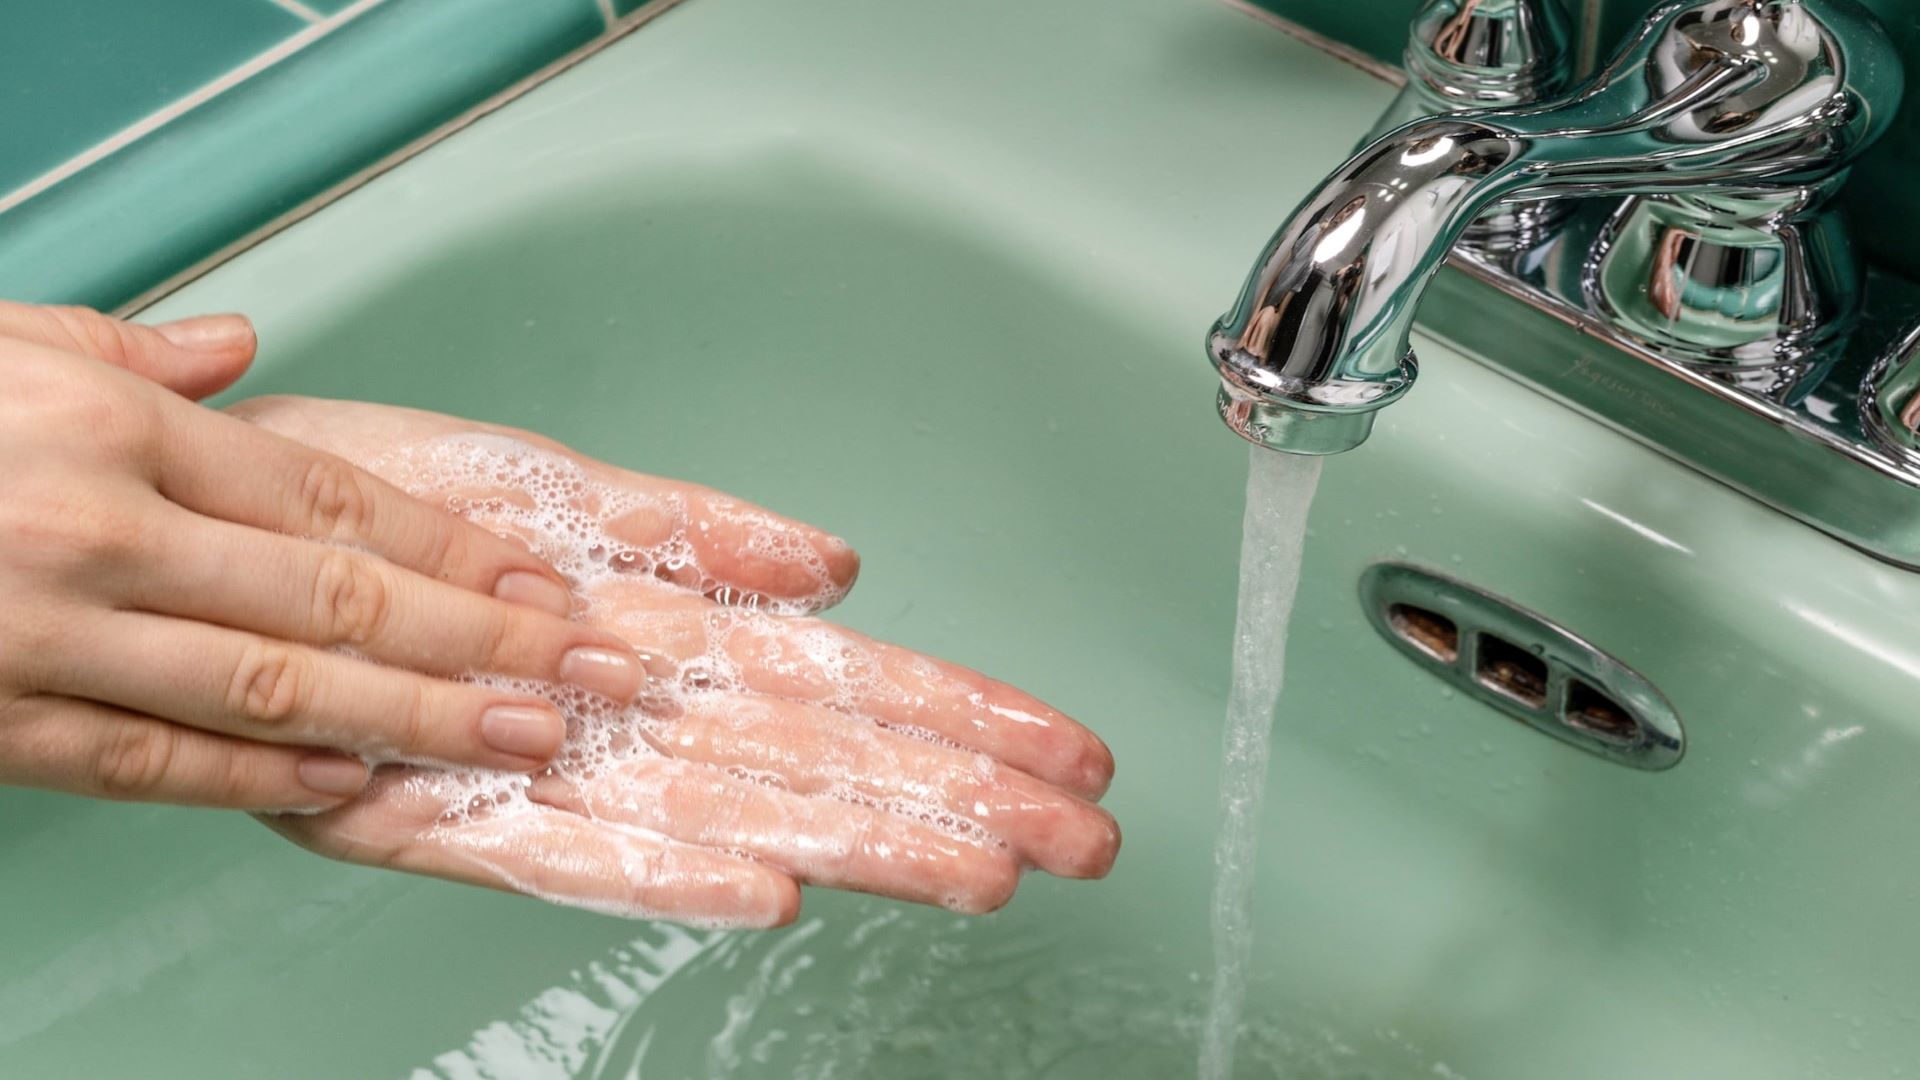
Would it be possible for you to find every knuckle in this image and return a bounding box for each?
[63,306,146,366]
[310,550,394,647]
[296,456,374,540]
[74,503,153,572]
[90,410,157,466]
[475,607,522,672]
[193,739,249,805]
[226,642,311,728]
[47,304,116,346]
[393,678,433,755]
[1,486,150,579]
[421,517,472,583]
[0,606,80,688]
[22,375,157,462]
[92,722,176,800]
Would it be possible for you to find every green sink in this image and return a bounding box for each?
[5,0,1918,1076]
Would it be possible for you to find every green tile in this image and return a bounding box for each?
[297,0,373,12]
[1837,0,1920,283]
[612,0,664,16]
[0,0,305,198]
[1238,0,1425,62]
[0,0,605,310]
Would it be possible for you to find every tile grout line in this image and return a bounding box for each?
[0,0,392,216]
[264,0,326,23]
[120,0,696,317]
[1217,0,1405,86]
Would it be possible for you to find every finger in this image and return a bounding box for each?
[0,693,368,810]
[541,756,1022,914]
[385,434,860,614]
[225,397,860,614]
[0,301,255,400]
[264,777,799,928]
[55,611,571,770]
[651,693,1119,879]
[149,400,580,619]
[596,592,1113,799]
[115,508,645,703]
[597,480,860,613]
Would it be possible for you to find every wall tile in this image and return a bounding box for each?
[1829,0,1920,284]
[0,1,305,198]
[0,0,605,310]
[1239,0,1424,62]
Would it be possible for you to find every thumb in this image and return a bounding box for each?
[0,300,256,400]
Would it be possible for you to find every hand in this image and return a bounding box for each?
[234,396,1120,927]
[0,303,651,810]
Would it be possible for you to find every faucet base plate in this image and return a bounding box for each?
[1421,201,1920,570]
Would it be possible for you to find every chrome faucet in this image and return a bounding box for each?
[1207,0,1900,456]
[1368,0,1577,254]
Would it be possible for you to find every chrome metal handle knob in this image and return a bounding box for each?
[1209,0,1902,455]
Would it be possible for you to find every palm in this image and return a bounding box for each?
[234,396,1117,927]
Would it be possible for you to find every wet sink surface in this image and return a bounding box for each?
[5,0,1919,1076]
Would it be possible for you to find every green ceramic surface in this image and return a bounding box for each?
[4,0,1917,1077]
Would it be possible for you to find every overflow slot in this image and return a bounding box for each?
[1475,634,1548,708]
[1564,679,1640,743]
[1359,563,1684,770]
[1389,603,1459,662]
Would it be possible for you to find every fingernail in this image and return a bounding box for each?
[297,753,370,797]
[560,645,643,702]
[494,570,574,617]
[153,313,255,356]
[481,705,566,762]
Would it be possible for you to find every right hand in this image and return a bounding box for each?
[0,302,648,811]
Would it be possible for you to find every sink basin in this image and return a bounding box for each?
[5,0,1919,1076]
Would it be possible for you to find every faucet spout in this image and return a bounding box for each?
[1210,0,1898,454]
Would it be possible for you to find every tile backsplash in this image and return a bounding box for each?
[1247,0,1920,284]
[0,1,304,199]
[0,0,653,311]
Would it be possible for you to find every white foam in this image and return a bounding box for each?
[363,435,1001,922]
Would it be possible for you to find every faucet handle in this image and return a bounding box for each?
[1374,0,1579,253]
[1578,0,1899,171]
[1863,320,1920,462]
[1585,183,1863,386]
[1405,0,1575,110]
[1210,0,1902,455]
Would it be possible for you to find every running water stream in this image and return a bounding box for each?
[1198,445,1325,1080]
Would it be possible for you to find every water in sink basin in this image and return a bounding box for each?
[15,126,1917,1076]
[0,160,1461,1079]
